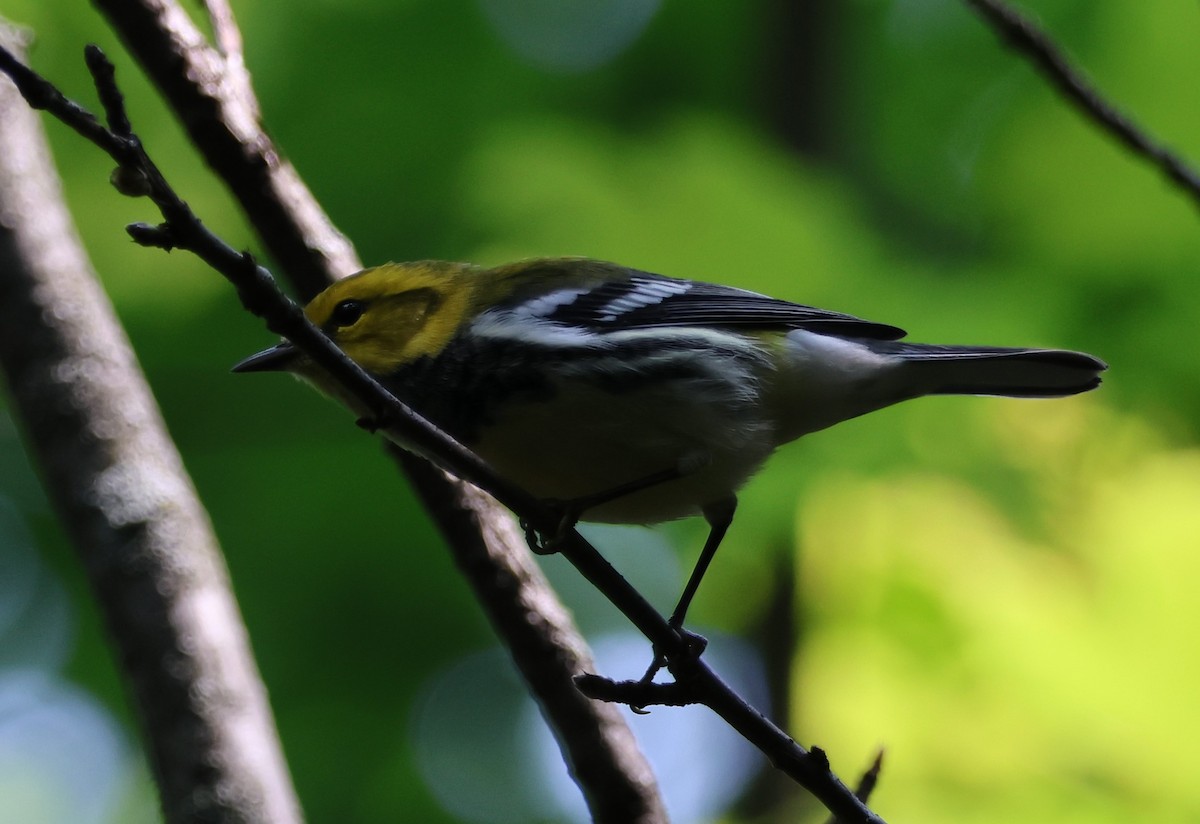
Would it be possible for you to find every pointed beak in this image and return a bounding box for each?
[231,341,299,373]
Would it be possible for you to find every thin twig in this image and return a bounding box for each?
[198,0,260,122]
[202,0,243,61]
[87,1,671,816]
[0,43,886,824]
[8,32,671,823]
[85,45,132,135]
[828,751,885,824]
[398,452,665,823]
[855,751,884,804]
[964,0,1200,210]
[3,42,498,496]
[92,0,358,294]
[574,674,696,707]
[0,26,300,824]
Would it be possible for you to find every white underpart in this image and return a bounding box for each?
[771,329,903,441]
[596,278,693,322]
[463,312,776,522]
[464,310,918,523]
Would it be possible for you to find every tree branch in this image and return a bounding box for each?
[88,3,669,819]
[0,24,301,824]
[0,34,887,824]
[91,0,360,295]
[19,3,672,818]
[963,0,1200,210]
[828,751,885,824]
[397,453,665,822]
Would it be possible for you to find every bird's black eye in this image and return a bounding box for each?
[330,299,365,328]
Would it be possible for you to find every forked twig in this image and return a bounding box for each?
[965,0,1200,209]
[0,43,885,824]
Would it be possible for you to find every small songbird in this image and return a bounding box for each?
[235,257,1106,630]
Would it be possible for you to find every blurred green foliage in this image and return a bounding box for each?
[0,0,1197,822]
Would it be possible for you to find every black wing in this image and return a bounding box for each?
[538,272,906,340]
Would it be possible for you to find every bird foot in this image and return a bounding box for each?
[520,498,582,555]
[637,625,708,690]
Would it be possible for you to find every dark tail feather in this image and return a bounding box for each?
[864,341,1107,398]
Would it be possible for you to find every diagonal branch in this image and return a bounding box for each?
[0,42,887,824]
[91,0,359,295]
[8,14,671,822]
[0,24,301,824]
[87,2,665,819]
[396,452,665,823]
[964,0,1200,210]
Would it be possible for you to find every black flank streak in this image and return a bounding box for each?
[388,329,768,442]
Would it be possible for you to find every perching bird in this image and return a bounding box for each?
[234,257,1106,632]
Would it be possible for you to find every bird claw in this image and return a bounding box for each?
[520,499,581,555]
[637,626,708,689]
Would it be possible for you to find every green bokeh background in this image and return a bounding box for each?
[1,0,1197,822]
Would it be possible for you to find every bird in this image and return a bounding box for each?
[234,257,1106,636]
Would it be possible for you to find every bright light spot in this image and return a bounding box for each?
[411,631,767,823]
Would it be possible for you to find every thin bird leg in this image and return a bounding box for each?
[639,496,737,685]
[524,464,685,554]
[669,496,736,630]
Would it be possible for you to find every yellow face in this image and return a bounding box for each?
[304,261,476,376]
